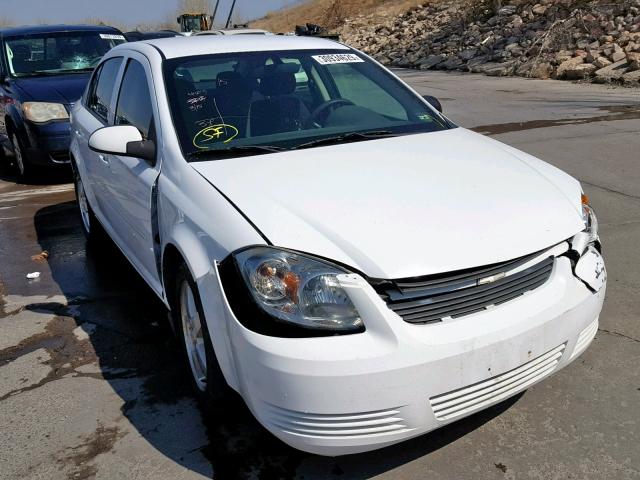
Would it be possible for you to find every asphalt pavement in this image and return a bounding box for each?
[0,71,639,479]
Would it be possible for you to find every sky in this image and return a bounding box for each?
[0,0,302,29]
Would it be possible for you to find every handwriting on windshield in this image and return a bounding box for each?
[186,90,207,111]
[193,124,239,149]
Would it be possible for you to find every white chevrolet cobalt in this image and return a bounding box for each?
[70,35,606,455]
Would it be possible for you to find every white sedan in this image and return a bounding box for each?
[70,35,606,456]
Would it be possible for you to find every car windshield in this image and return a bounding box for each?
[5,31,126,77]
[163,49,453,160]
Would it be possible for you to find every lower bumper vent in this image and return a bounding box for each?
[430,343,566,421]
[264,404,413,438]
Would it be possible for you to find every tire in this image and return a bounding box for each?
[173,263,231,411]
[11,132,31,182]
[0,143,8,172]
[72,165,107,245]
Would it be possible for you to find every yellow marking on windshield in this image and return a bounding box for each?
[193,124,239,149]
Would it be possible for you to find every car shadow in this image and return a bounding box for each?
[0,150,72,185]
[32,199,524,479]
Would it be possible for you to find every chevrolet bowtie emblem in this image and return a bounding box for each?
[478,272,506,285]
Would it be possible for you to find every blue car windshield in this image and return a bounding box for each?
[5,31,125,77]
[163,49,452,160]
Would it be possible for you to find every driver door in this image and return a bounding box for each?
[102,53,162,294]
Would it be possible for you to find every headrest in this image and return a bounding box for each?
[216,71,248,91]
[174,68,194,83]
[259,71,296,96]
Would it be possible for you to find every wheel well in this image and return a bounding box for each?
[162,243,184,313]
[4,116,15,138]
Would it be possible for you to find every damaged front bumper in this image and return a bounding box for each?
[218,246,605,456]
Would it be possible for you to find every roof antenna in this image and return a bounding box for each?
[225,0,237,29]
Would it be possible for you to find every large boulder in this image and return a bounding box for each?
[459,48,478,61]
[441,56,464,70]
[477,61,517,76]
[610,43,626,62]
[418,54,446,70]
[627,52,640,71]
[622,70,640,84]
[565,63,598,79]
[555,56,584,78]
[594,59,630,83]
[530,61,555,79]
[593,56,612,69]
[467,55,490,72]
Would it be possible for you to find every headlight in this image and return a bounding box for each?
[23,102,69,123]
[227,246,363,334]
[581,193,598,244]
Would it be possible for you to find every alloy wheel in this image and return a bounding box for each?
[76,175,91,234]
[180,280,208,391]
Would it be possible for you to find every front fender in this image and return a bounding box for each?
[5,105,27,140]
[162,225,240,392]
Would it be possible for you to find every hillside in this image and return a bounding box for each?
[253,0,640,86]
[251,0,425,33]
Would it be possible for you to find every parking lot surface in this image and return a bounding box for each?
[0,71,639,480]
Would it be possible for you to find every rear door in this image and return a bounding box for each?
[75,56,124,218]
[104,53,162,293]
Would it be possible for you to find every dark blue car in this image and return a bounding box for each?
[0,25,126,181]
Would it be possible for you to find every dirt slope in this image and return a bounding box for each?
[251,0,425,33]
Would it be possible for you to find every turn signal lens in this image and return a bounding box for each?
[580,192,598,244]
[581,193,590,205]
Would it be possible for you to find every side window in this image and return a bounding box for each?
[328,63,408,121]
[84,63,102,106]
[87,57,122,122]
[115,59,154,140]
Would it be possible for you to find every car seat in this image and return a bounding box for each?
[249,67,310,137]
[211,71,253,137]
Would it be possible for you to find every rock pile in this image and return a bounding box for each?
[339,0,640,85]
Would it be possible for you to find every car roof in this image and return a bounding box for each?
[136,34,349,59]
[0,24,122,37]
[209,28,271,35]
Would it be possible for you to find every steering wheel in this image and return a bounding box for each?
[306,99,355,128]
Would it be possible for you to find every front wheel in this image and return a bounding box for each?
[11,133,31,182]
[174,264,231,411]
[73,166,106,245]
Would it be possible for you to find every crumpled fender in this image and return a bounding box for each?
[161,224,240,391]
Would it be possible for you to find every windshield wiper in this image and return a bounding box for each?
[292,130,397,150]
[14,71,63,77]
[13,68,93,77]
[58,68,94,73]
[188,145,286,160]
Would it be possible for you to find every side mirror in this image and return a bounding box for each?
[89,125,156,162]
[422,95,443,113]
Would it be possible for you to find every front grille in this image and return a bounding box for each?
[430,343,566,421]
[380,252,555,325]
[264,404,413,438]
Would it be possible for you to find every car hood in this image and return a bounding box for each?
[192,128,584,279]
[13,73,90,105]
